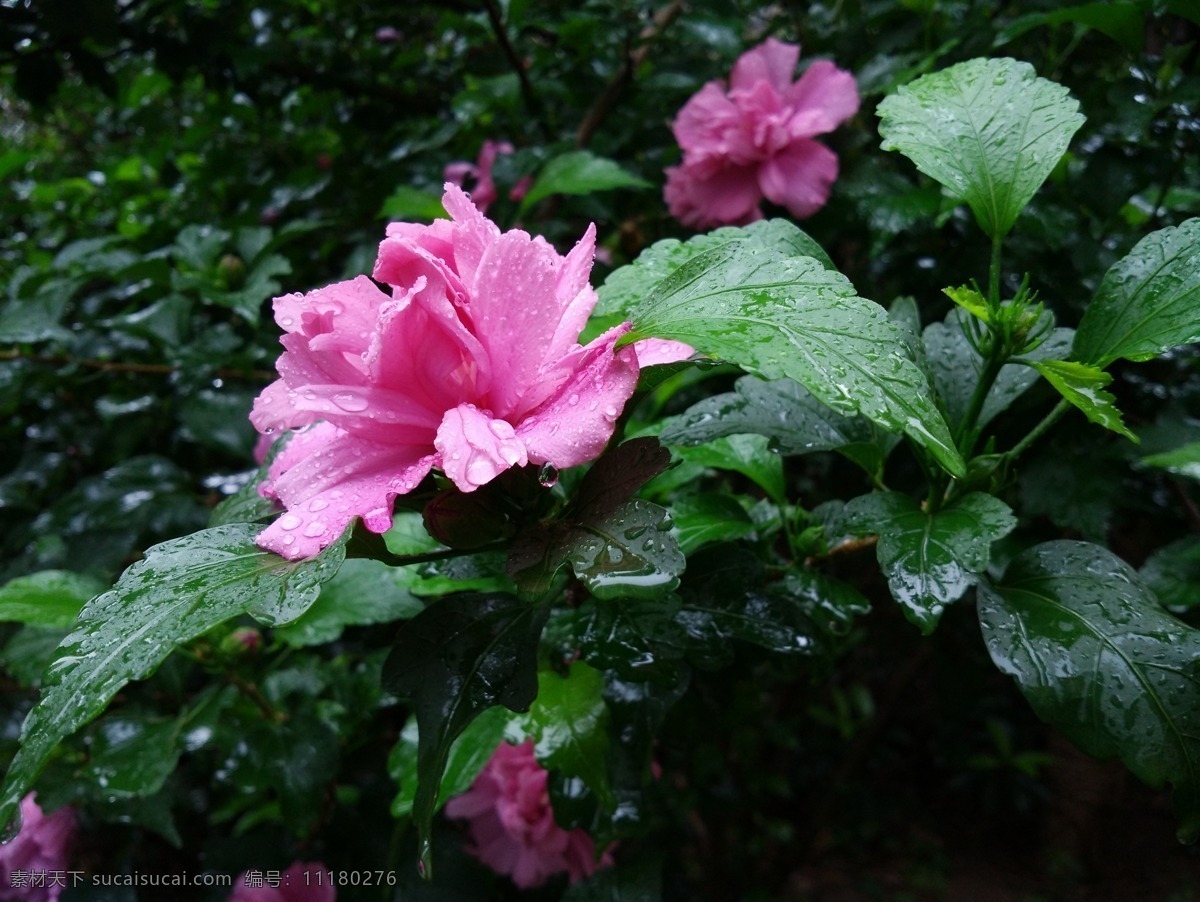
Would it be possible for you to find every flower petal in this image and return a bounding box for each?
[633,338,695,368]
[259,423,435,559]
[516,328,639,469]
[757,139,839,219]
[785,59,860,134]
[730,37,800,93]
[435,402,529,492]
[664,160,763,230]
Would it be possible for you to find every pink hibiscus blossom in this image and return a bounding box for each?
[444,140,531,213]
[664,37,859,229]
[0,794,76,902]
[229,860,334,902]
[445,739,613,888]
[251,184,691,559]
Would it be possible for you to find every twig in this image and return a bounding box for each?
[575,0,685,148]
[228,673,286,723]
[482,0,550,139]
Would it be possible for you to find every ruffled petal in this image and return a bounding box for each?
[435,403,529,491]
[785,59,860,135]
[757,139,839,219]
[259,424,435,559]
[730,37,800,93]
[664,160,763,230]
[671,82,741,160]
[516,327,639,469]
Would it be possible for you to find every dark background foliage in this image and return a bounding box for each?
[1,0,1198,898]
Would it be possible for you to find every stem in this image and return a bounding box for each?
[987,232,1003,311]
[1001,399,1070,465]
[954,344,1006,460]
[482,0,550,139]
[228,673,285,723]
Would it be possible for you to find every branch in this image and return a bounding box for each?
[575,0,685,148]
[482,0,550,138]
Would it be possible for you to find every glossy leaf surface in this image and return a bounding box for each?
[978,541,1200,841]
[1029,359,1137,441]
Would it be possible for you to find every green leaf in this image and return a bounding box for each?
[978,540,1200,842]
[843,492,1016,633]
[995,2,1145,55]
[0,523,347,829]
[943,285,991,324]
[521,662,614,811]
[669,494,757,555]
[1028,359,1137,442]
[1140,442,1200,482]
[520,150,650,211]
[1141,537,1200,610]
[1073,220,1200,366]
[565,499,685,601]
[924,309,1074,433]
[273,558,425,647]
[627,243,964,476]
[596,219,834,319]
[563,854,662,901]
[781,570,872,637]
[677,434,785,505]
[0,571,108,627]
[381,593,548,875]
[574,594,687,681]
[379,185,447,221]
[84,715,182,799]
[877,57,1085,239]
[388,706,512,819]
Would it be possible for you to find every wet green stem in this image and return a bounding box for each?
[1001,399,1070,465]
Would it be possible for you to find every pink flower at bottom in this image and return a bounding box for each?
[0,794,76,902]
[445,740,613,889]
[665,38,859,229]
[229,861,335,902]
[251,184,692,560]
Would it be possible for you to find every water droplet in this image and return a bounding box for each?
[302,521,325,538]
[568,393,580,406]
[279,513,302,530]
[309,498,329,512]
[331,391,369,412]
[282,534,295,546]
[538,463,559,487]
[0,810,22,844]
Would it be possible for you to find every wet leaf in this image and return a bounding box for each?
[381,593,548,874]
[843,492,1016,633]
[0,523,347,828]
[0,570,108,628]
[574,595,687,681]
[1028,359,1137,441]
[84,715,182,799]
[521,662,614,811]
[1141,537,1200,610]
[520,150,650,211]
[627,243,964,476]
[597,219,833,318]
[388,706,511,819]
[878,57,1085,238]
[995,2,1146,55]
[977,540,1200,842]
[562,853,662,901]
[1074,219,1200,366]
[566,500,685,601]
[669,494,756,555]
[1140,442,1200,482]
[924,309,1073,433]
[677,435,785,505]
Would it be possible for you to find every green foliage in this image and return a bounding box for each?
[1027,359,1137,441]
[877,57,1085,238]
[978,542,1200,842]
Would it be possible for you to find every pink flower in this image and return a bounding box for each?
[251,184,691,559]
[445,740,613,888]
[229,861,334,902]
[664,38,859,228]
[0,794,76,902]
[444,141,529,213]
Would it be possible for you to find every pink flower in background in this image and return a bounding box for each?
[444,140,531,213]
[445,740,613,888]
[229,861,334,902]
[0,794,76,902]
[664,38,859,229]
[251,184,690,559]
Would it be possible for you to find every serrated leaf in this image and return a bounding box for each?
[978,540,1200,842]
[677,434,785,505]
[522,662,614,810]
[1028,359,1137,441]
[843,492,1016,632]
[567,499,684,601]
[0,524,347,828]
[596,219,834,319]
[1074,219,1200,366]
[627,243,964,476]
[924,309,1074,432]
[381,593,547,875]
[1140,442,1200,482]
[781,570,872,636]
[570,437,673,519]
[944,285,991,323]
[520,151,649,211]
[575,594,687,681]
[0,571,108,627]
[878,57,1085,239]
